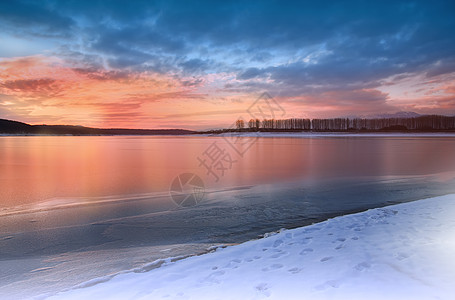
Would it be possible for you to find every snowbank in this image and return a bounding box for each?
[43,194,455,300]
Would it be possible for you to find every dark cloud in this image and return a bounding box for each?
[178,58,210,73]
[72,68,133,81]
[425,58,455,77]
[237,67,265,80]
[0,0,74,37]
[249,51,273,63]
[87,23,186,70]
[1,0,455,106]
[0,79,64,97]
[181,78,204,87]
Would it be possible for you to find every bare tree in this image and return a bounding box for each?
[245,115,455,132]
[255,119,260,129]
[235,119,245,130]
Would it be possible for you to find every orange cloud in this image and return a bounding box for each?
[0,56,218,128]
[2,55,455,130]
[379,73,455,115]
[279,89,395,118]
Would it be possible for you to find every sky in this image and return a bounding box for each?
[0,0,454,130]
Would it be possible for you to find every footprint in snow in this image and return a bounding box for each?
[320,256,333,262]
[273,239,284,247]
[299,248,314,255]
[288,267,302,274]
[335,244,344,250]
[223,259,242,269]
[255,283,271,297]
[316,280,340,290]
[354,261,371,271]
[203,270,226,284]
[299,237,313,245]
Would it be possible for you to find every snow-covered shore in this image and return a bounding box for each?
[42,194,455,300]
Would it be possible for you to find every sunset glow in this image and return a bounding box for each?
[1,1,454,130]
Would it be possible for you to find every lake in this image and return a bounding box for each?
[1,134,455,298]
[2,134,455,209]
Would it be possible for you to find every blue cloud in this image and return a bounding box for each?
[1,0,454,96]
[0,0,74,37]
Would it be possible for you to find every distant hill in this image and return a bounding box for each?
[0,119,194,135]
[0,119,33,134]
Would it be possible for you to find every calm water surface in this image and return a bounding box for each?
[1,135,455,209]
[2,134,455,298]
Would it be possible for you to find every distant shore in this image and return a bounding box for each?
[198,128,455,135]
[0,119,194,136]
[2,130,455,137]
[196,131,455,138]
[2,117,455,136]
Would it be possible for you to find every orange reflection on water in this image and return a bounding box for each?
[1,135,455,209]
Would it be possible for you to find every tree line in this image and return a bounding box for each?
[235,115,455,131]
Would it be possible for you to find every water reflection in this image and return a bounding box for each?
[1,136,455,209]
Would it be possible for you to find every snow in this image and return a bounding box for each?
[40,194,455,300]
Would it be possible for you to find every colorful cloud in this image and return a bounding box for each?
[0,1,454,129]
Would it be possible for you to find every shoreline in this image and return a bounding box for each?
[43,193,455,300]
[200,131,455,137]
[2,131,455,137]
[2,175,455,299]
